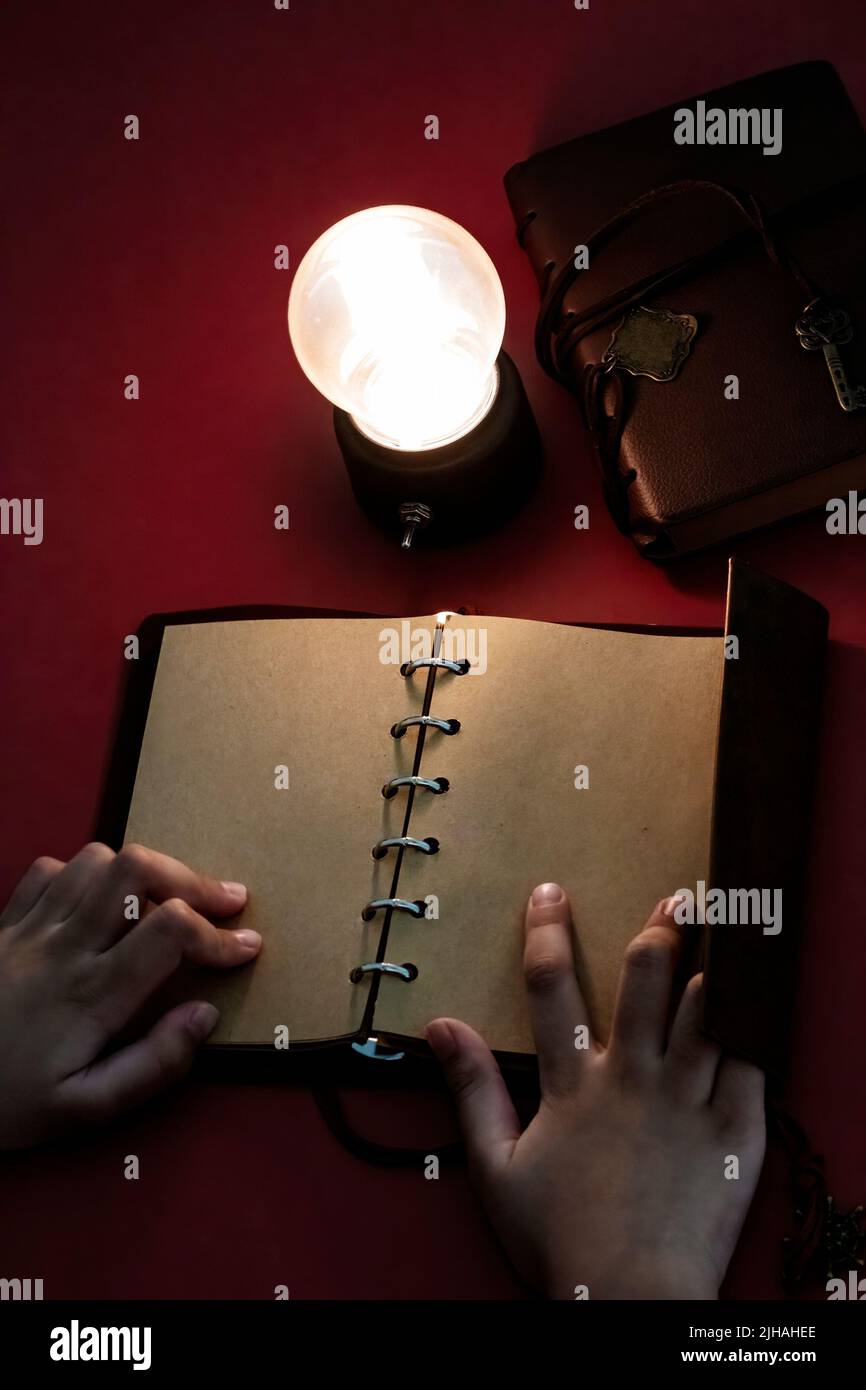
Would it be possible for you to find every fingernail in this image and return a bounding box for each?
[531,882,564,907]
[221,881,248,902]
[661,894,686,918]
[426,1019,457,1061]
[234,929,262,951]
[188,1002,219,1040]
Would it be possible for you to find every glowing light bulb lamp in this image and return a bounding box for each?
[288,205,542,546]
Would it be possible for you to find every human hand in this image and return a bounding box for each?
[427,884,765,1300]
[0,842,260,1149]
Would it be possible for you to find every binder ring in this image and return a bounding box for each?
[351,1035,406,1060]
[400,657,470,676]
[361,897,427,921]
[349,962,418,983]
[382,774,449,798]
[372,836,439,860]
[390,715,460,739]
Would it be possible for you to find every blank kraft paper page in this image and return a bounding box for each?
[125,616,441,1045]
[379,616,724,1053]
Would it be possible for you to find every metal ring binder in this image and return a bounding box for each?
[361,897,427,921]
[382,774,449,798]
[390,715,460,738]
[400,657,470,676]
[372,835,439,860]
[352,649,454,1005]
[349,962,417,983]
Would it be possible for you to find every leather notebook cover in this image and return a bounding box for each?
[504,61,866,556]
[96,564,827,1084]
[702,561,828,1079]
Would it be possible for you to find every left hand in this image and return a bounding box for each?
[0,842,261,1149]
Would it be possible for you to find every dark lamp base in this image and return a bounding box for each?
[333,350,542,544]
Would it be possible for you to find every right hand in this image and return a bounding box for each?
[428,885,765,1299]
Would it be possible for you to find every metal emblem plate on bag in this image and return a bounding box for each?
[603,304,698,382]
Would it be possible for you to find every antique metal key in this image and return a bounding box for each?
[796,298,866,412]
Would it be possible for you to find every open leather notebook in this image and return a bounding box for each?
[103,561,826,1079]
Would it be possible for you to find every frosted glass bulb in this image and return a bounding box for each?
[288,205,506,452]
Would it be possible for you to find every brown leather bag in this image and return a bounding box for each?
[504,61,866,557]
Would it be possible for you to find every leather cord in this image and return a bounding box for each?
[535,176,826,383]
[313,1085,465,1168]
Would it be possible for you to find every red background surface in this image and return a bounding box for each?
[1,0,864,1300]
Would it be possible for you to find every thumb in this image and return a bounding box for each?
[56,1000,218,1129]
[427,1018,520,1178]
